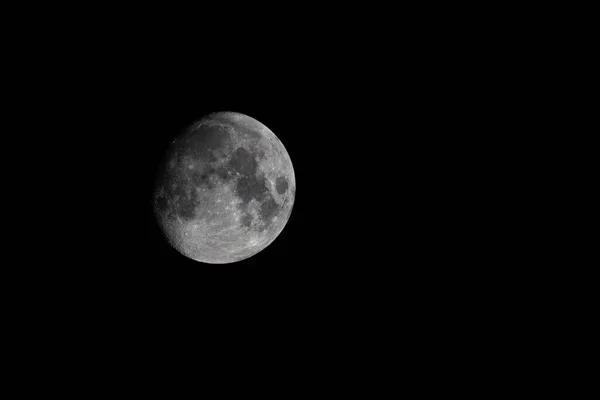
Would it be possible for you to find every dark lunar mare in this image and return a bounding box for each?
[215,167,233,181]
[240,213,253,227]
[275,177,288,194]
[228,147,257,176]
[190,168,216,189]
[228,147,269,204]
[174,185,198,220]
[259,198,279,224]
[236,176,268,204]
[226,145,282,229]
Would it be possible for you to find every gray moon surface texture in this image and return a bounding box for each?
[154,112,296,264]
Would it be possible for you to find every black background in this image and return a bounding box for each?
[49,30,441,327]
[30,17,480,316]
[4,5,567,390]
[10,6,535,376]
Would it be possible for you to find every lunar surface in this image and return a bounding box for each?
[153,112,295,264]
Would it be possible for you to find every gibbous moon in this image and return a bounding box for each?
[154,111,295,264]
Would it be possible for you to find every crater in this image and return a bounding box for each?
[241,213,253,228]
[275,176,288,195]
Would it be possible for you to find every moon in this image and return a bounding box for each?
[153,111,296,264]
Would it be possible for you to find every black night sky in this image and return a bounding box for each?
[11,9,532,382]
[63,37,455,312]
